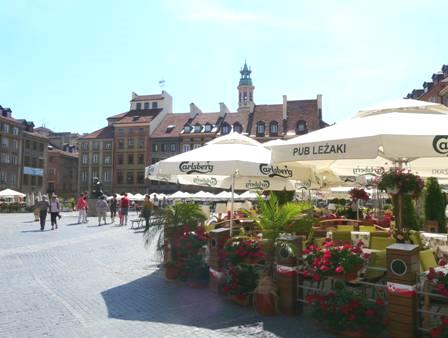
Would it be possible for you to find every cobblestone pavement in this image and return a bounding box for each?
[0,212,336,338]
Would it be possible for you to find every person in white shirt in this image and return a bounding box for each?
[49,195,60,230]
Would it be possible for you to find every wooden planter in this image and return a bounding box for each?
[254,293,277,316]
[228,294,251,306]
[165,265,178,280]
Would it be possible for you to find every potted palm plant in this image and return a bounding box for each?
[143,202,207,280]
[244,193,307,315]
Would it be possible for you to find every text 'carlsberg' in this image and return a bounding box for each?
[292,143,346,157]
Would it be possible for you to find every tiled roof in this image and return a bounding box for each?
[131,94,164,102]
[151,113,191,138]
[286,99,319,132]
[0,115,25,127]
[222,111,249,128]
[252,104,283,123]
[190,112,220,125]
[113,109,162,125]
[107,112,127,120]
[80,126,114,139]
[48,148,79,158]
[418,80,448,100]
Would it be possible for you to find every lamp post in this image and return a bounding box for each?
[229,169,239,237]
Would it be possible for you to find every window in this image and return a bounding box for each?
[152,102,158,108]
[127,172,134,184]
[296,120,307,134]
[193,144,201,149]
[256,122,265,136]
[104,155,112,164]
[82,142,89,150]
[12,127,18,135]
[92,153,99,164]
[39,143,44,152]
[221,123,230,134]
[136,102,142,110]
[93,141,99,150]
[118,128,124,136]
[81,154,88,164]
[137,138,144,149]
[48,168,56,176]
[103,169,111,182]
[32,142,37,150]
[170,143,176,152]
[118,138,124,149]
[138,127,144,135]
[1,137,8,148]
[128,154,134,164]
[25,140,30,148]
[10,155,17,165]
[233,123,242,133]
[183,125,191,133]
[194,124,202,133]
[204,124,212,132]
[24,156,30,166]
[137,153,144,164]
[117,154,124,165]
[10,173,16,186]
[37,177,42,186]
[152,143,159,152]
[183,144,190,152]
[269,121,278,136]
[2,124,9,133]
[22,174,28,185]
[92,168,99,180]
[117,171,124,184]
[0,153,9,163]
[0,171,7,184]
[104,142,112,150]
[137,171,144,184]
[144,102,149,109]
[128,138,134,148]
[11,139,18,150]
[31,176,36,185]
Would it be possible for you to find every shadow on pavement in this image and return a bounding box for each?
[101,271,331,338]
[21,229,48,233]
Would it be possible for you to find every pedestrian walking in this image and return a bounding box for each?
[141,194,154,227]
[36,196,50,231]
[76,193,88,224]
[49,195,60,230]
[120,193,130,226]
[83,195,89,223]
[96,195,109,226]
[33,199,39,221]
[109,194,118,223]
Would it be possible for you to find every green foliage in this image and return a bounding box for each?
[271,190,295,205]
[378,168,425,197]
[425,177,447,233]
[143,202,207,260]
[402,195,421,230]
[220,264,260,296]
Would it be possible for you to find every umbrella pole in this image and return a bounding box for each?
[230,174,235,237]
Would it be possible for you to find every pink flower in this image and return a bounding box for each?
[335,266,344,274]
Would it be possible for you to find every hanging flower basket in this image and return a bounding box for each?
[377,168,424,197]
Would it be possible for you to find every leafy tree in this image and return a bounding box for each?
[425,177,447,233]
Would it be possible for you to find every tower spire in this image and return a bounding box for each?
[237,61,255,112]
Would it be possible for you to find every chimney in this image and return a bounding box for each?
[189,102,202,118]
[219,102,230,118]
[317,94,323,119]
[282,95,287,120]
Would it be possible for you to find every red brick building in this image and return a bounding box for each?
[406,64,448,106]
[47,147,78,198]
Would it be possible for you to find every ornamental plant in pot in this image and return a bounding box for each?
[220,264,260,305]
[253,273,278,316]
[425,177,447,233]
[303,239,369,282]
[223,237,265,266]
[306,281,388,337]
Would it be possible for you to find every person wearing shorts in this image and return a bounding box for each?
[120,193,130,226]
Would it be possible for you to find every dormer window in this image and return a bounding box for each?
[233,122,242,133]
[136,102,142,110]
[204,123,212,132]
[296,120,307,135]
[152,102,158,108]
[144,102,149,109]
[183,125,191,133]
[221,123,230,134]
[194,124,202,133]
[269,121,278,136]
[256,121,265,137]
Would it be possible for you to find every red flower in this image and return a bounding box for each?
[312,273,321,281]
[365,309,375,318]
[335,266,344,274]
[375,298,384,306]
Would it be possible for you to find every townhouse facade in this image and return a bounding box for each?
[47,147,79,198]
[406,64,448,105]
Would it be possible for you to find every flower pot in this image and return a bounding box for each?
[165,265,178,280]
[228,294,251,306]
[254,293,277,316]
[333,271,359,282]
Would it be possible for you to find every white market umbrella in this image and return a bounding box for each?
[356,98,448,118]
[168,191,191,200]
[238,190,258,200]
[146,132,317,234]
[133,193,145,201]
[0,189,26,198]
[215,191,239,201]
[191,191,215,201]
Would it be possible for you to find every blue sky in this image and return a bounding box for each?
[1,0,446,134]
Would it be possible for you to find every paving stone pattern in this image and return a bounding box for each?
[0,212,336,338]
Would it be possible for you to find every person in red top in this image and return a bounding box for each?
[76,193,88,224]
[120,193,130,226]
